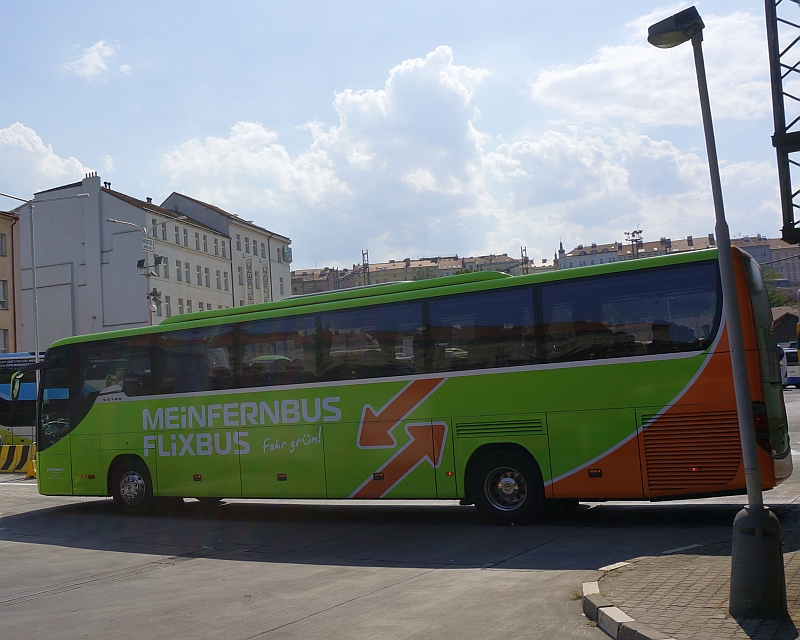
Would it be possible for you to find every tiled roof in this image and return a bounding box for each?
[102,188,224,235]
[164,192,289,241]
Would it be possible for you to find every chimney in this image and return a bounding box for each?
[146,197,152,204]
[708,233,716,246]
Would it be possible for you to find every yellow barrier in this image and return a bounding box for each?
[0,444,34,474]
[25,445,36,479]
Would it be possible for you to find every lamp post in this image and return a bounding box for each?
[648,6,787,618]
[106,218,160,326]
[0,191,89,363]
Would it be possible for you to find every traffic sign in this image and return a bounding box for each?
[142,237,155,253]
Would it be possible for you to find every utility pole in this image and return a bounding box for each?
[625,227,643,259]
[520,246,529,275]
[361,249,371,285]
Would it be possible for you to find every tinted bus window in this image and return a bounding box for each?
[429,288,537,372]
[239,315,317,387]
[320,303,424,380]
[39,346,75,451]
[154,325,236,393]
[541,262,720,363]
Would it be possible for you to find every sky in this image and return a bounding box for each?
[0,1,788,269]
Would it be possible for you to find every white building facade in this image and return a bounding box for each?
[160,193,292,306]
[16,175,292,351]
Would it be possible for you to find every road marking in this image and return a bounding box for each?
[598,561,629,571]
[660,543,702,555]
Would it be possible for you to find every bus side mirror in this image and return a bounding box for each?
[10,371,22,402]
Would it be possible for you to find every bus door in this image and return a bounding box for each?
[37,346,75,495]
[152,326,243,498]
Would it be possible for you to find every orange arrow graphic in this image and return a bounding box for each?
[357,378,444,448]
[352,422,448,499]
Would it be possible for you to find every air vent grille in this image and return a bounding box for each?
[456,419,544,438]
[642,411,741,492]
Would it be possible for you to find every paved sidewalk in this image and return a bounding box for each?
[595,503,800,639]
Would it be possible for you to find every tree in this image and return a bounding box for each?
[762,268,789,307]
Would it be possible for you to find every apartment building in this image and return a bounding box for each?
[161,193,292,306]
[0,211,21,352]
[14,174,292,351]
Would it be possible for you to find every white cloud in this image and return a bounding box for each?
[102,155,114,173]
[530,11,769,126]
[61,41,116,79]
[0,123,89,195]
[119,64,131,75]
[159,37,779,268]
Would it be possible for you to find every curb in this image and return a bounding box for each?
[582,566,676,640]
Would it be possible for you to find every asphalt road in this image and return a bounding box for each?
[2,395,800,640]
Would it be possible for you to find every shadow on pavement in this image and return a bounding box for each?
[2,497,798,572]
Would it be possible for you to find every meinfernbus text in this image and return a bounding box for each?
[28,247,791,523]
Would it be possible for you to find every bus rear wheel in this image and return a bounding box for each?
[111,458,155,515]
[470,451,544,525]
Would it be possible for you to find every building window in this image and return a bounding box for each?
[155,298,162,317]
[184,262,190,283]
[178,298,184,314]
[218,305,223,310]
[224,272,229,291]
[196,265,202,286]
[279,277,284,295]
[222,241,227,258]
[163,258,170,279]
[216,270,221,289]
[261,242,266,258]
[187,300,193,313]
[214,238,219,255]
[204,267,210,287]
[239,300,244,306]
[153,261,160,277]
[0,329,8,353]
[198,302,204,311]
[238,266,243,285]
[195,232,200,250]
[245,237,250,254]
[255,270,260,289]
[236,234,241,251]
[0,280,7,310]
[174,226,180,244]
[152,218,157,237]
[0,234,7,256]
[176,260,182,281]
[277,248,282,263]
[165,296,172,318]
[203,235,208,252]
[183,228,188,246]
[161,222,167,241]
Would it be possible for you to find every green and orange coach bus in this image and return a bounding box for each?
[25,246,790,523]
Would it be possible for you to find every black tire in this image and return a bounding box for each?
[469,450,545,525]
[111,457,156,515]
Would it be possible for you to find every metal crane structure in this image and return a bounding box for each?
[766,0,800,244]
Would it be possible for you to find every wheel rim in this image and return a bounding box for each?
[119,471,146,506]
[484,466,527,512]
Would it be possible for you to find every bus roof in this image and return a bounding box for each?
[48,247,724,349]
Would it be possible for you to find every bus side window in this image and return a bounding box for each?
[429,287,537,373]
[154,325,236,394]
[39,346,75,452]
[320,303,425,381]
[238,315,317,387]
[540,261,720,363]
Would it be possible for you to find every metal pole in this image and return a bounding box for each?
[691,34,762,507]
[690,31,788,618]
[28,202,40,366]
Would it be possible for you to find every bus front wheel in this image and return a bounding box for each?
[470,451,545,525]
[111,458,155,515]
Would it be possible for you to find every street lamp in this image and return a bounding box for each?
[0,191,89,364]
[648,7,787,617]
[106,218,162,326]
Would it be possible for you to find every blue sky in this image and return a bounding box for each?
[0,1,783,268]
